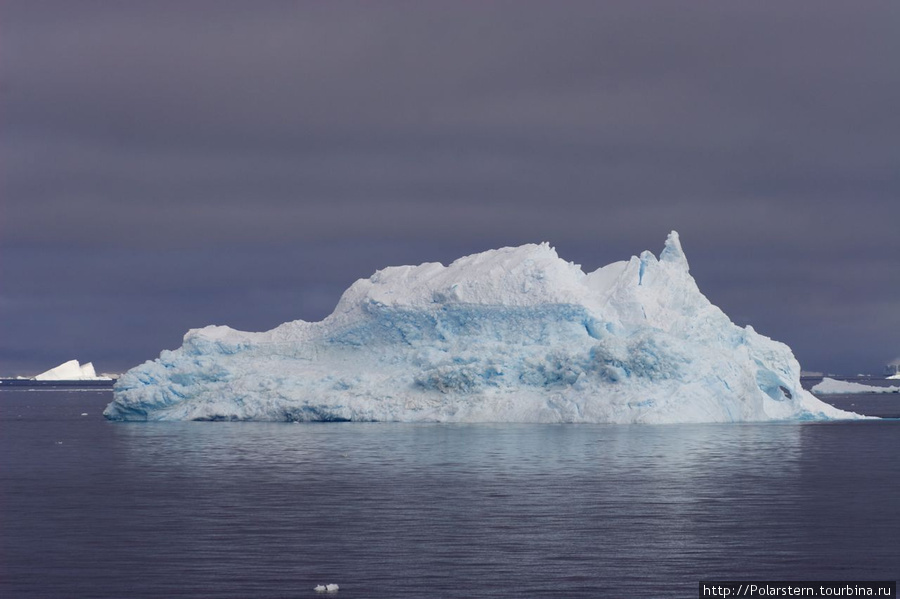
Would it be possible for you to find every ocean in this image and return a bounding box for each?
[1,388,897,598]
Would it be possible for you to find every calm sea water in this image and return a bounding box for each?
[1,389,897,598]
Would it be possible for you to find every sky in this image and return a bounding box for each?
[1,1,898,376]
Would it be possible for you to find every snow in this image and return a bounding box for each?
[104,232,862,423]
[812,377,900,395]
[34,360,111,381]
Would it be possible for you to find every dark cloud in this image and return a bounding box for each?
[1,1,898,374]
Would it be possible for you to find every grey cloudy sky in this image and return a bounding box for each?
[1,1,898,375]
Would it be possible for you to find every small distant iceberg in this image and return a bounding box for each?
[886,362,900,380]
[314,584,339,592]
[812,377,900,395]
[33,360,112,381]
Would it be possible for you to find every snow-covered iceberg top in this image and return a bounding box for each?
[105,232,861,423]
[35,360,111,381]
[812,377,900,395]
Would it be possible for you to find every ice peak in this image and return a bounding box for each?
[659,230,688,271]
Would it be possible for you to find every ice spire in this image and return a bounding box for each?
[659,230,689,271]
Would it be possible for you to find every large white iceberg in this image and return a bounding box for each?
[35,359,111,381]
[105,232,860,423]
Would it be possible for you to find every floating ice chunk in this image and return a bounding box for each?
[105,232,863,423]
[812,377,900,394]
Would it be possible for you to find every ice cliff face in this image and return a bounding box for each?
[104,232,859,423]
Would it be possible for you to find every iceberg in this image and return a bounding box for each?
[887,363,900,380]
[812,377,900,395]
[35,359,111,381]
[104,232,861,423]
